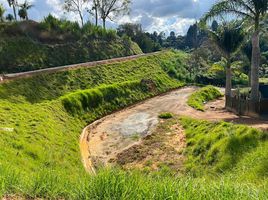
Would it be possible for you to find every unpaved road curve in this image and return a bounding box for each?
[80,87,268,172]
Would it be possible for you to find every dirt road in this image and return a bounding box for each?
[80,87,268,172]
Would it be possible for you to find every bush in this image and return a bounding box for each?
[187,86,223,111]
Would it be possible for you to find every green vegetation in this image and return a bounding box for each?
[0,50,187,103]
[61,80,160,120]
[1,167,267,200]
[0,17,142,73]
[187,86,222,111]
[0,50,189,198]
[260,78,268,84]
[180,117,268,183]
[196,60,249,87]
[158,112,173,119]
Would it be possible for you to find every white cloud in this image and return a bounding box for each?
[0,0,216,35]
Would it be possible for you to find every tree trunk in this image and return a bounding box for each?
[248,70,251,87]
[12,5,17,21]
[225,58,232,108]
[79,11,84,26]
[95,9,98,26]
[250,31,260,101]
[102,18,106,29]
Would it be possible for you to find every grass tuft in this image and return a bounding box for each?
[158,112,173,119]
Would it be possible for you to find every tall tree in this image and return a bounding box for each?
[64,0,88,26]
[208,23,245,105]
[7,0,17,21]
[97,0,131,29]
[0,4,5,22]
[18,0,33,20]
[92,0,99,26]
[202,0,268,101]
[186,23,198,49]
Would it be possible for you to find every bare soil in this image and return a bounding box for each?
[115,119,186,171]
[80,87,268,172]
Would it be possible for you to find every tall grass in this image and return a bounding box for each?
[1,167,267,200]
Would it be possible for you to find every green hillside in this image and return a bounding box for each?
[0,49,267,199]
[0,19,142,73]
[0,50,189,198]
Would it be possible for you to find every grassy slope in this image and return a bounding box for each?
[0,50,189,198]
[187,86,223,111]
[2,116,268,199]
[180,117,268,185]
[0,51,188,103]
[0,21,142,73]
[0,36,142,73]
[2,50,266,199]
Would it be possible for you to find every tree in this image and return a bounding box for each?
[211,20,218,32]
[7,0,17,21]
[91,0,99,26]
[0,4,5,22]
[208,23,245,105]
[6,13,14,22]
[64,0,88,26]
[166,31,177,48]
[186,23,198,49]
[242,41,253,85]
[18,0,33,20]
[97,0,131,29]
[18,8,26,20]
[117,23,142,38]
[202,0,268,101]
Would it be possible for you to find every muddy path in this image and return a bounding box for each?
[80,87,268,172]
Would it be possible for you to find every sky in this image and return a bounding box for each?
[0,0,217,35]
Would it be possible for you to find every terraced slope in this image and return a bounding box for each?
[0,50,188,197]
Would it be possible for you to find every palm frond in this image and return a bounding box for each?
[201,0,254,24]
[207,23,245,58]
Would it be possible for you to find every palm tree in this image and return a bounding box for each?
[0,4,5,22]
[7,0,17,21]
[202,0,268,101]
[19,0,33,20]
[208,23,245,105]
